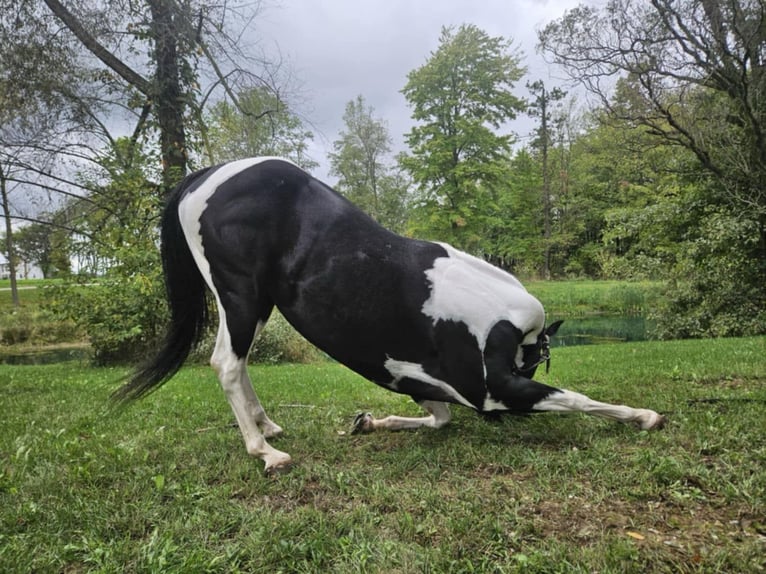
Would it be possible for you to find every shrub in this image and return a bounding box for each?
[651,211,766,339]
[250,311,325,364]
[0,308,82,346]
[188,310,324,365]
[46,247,169,365]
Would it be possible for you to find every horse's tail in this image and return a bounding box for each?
[112,168,213,403]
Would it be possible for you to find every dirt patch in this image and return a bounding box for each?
[522,494,765,566]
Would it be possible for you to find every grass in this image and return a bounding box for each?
[0,279,57,310]
[0,279,83,348]
[525,280,661,317]
[1,336,765,572]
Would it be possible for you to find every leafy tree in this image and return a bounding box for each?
[36,0,289,192]
[207,86,316,169]
[401,24,526,251]
[0,1,93,305]
[1,0,292,225]
[11,222,62,278]
[329,95,409,232]
[48,138,167,363]
[1,1,299,360]
[487,149,544,274]
[568,85,698,280]
[540,0,766,336]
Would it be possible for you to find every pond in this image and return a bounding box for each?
[0,346,91,365]
[0,317,649,365]
[550,315,651,347]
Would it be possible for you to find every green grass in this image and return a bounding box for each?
[0,279,658,352]
[0,280,49,311]
[1,336,765,572]
[0,280,83,348]
[525,280,661,317]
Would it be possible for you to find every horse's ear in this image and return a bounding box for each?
[546,320,564,338]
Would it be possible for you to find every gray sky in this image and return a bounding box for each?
[255,0,591,182]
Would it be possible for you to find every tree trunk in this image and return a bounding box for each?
[148,0,188,193]
[44,0,188,194]
[540,88,552,280]
[0,165,20,308]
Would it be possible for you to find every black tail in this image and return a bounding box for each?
[112,168,214,403]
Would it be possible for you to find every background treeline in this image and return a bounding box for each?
[1,1,764,363]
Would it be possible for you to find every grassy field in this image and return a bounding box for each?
[0,278,661,317]
[0,278,659,354]
[1,336,764,573]
[525,280,661,317]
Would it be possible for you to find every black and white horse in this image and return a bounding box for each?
[117,157,665,473]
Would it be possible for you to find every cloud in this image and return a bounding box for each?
[257,0,586,181]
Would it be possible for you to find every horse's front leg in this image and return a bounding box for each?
[532,386,666,429]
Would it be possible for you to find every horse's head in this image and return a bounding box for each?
[517,320,564,379]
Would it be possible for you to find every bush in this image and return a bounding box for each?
[250,311,325,364]
[188,310,324,365]
[651,211,766,339]
[46,247,169,365]
[0,308,82,346]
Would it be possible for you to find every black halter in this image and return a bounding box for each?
[513,338,551,375]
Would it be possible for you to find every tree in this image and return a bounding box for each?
[527,81,567,278]
[0,1,94,305]
[48,137,168,363]
[12,222,61,278]
[540,0,766,336]
[401,24,526,251]
[487,149,544,274]
[1,1,297,360]
[0,164,19,306]
[329,95,409,232]
[207,86,316,169]
[1,0,291,213]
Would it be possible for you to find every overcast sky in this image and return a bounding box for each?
[254,0,595,182]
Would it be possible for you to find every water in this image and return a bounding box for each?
[0,347,91,365]
[0,316,649,365]
[550,315,650,347]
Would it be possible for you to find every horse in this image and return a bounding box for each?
[115,157,665,474]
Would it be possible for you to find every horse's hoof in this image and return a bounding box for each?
[649,414,668,430]
[261,423,284,439]
[263,450,293,476]
[638,410,667,430]
[351,412,373,434]
[264,460,293,476]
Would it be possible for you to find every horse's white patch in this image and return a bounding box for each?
[421,243,545,352]
[482,395,507,412]
[384,358,474,408]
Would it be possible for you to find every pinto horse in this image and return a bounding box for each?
[116,157,665,473]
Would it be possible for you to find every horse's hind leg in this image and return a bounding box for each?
[211,300,292,474]
[351,400,451,433]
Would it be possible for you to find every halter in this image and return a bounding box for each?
[513,337,551,375]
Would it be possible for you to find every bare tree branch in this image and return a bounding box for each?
[42,0,152,95]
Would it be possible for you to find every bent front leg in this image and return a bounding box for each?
[352,400,451,433]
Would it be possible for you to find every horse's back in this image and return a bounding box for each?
[176,157,448,381]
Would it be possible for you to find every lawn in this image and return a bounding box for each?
[524,279,661,317]
[1,336,765,572]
